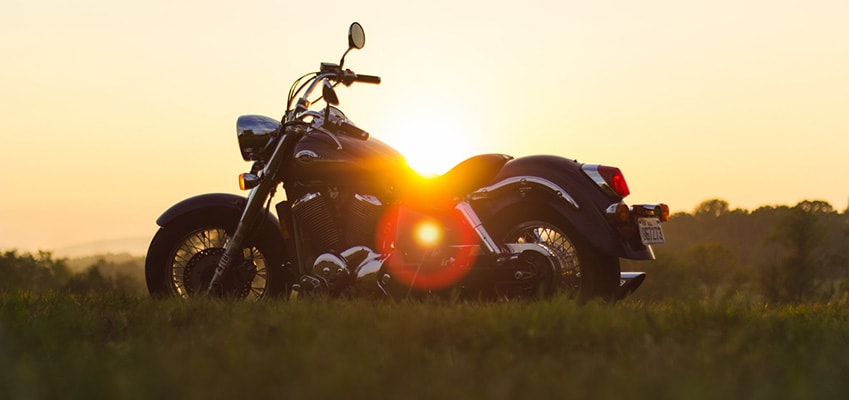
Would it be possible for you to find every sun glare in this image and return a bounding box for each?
[379,101,478,177]
[393,126,473,177]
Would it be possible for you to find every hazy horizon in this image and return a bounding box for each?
[4,197,845,256]
[2,0,848,252]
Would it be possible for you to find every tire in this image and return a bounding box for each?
[488,204,620,302]
[145,213,290,300]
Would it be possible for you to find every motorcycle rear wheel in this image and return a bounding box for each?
[145,214,289,300]
[489,206,620,302]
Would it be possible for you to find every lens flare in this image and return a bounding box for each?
[415,221,442,247]
[376,206,478,290]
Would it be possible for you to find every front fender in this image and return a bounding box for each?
[156,193,281,236]
[473,155,653,259]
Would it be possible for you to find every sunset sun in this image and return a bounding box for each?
[379,103,478,177]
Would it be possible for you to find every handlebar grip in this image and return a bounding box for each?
[339,121,370,140]
[355,74,381,84]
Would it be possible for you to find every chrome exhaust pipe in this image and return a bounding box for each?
[617,272,646,300]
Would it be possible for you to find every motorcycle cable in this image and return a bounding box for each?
[287,72,319,111]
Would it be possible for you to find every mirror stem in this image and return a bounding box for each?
[339,48,352,68]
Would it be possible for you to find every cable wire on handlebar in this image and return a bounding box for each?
[287,72,318,111]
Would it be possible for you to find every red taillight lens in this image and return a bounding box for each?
[598,166,630,197]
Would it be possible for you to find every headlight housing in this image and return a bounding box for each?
[237,115,281,162]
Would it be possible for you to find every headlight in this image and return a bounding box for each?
[237,115,281,161]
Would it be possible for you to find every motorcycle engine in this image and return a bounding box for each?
[292,191,384,293]
[292,191,383,252]
[292,191,341,252]
[345,194,383,248]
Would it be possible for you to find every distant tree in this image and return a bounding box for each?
[694,199,731,218]
[761,201,829,302]
[64,266,112,294]
[796,200,835,214]
[628,242,753,301]
[684,243,750,299]
[82,258,145,294]
[0,250,71,291]
[0,250,144,295]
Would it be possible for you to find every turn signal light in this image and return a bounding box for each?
[606,202,631,224]
[615,202,630,223]
[659,203,670,222]
[239,173,260,190]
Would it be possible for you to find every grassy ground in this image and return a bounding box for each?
[1,293,848,400]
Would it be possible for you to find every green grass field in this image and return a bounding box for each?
[1,293,847,400]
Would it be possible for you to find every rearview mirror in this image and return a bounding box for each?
[348,22,365,50]
[322,80,340,106]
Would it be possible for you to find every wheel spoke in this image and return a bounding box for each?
[167,227,270,300]
[508,221,581,296]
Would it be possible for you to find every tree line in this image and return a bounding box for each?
[626,199,849,303]
[3,198,848,303]
[0,250,144,295]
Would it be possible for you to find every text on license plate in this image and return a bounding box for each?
[638,218,665,245]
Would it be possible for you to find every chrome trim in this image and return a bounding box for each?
[502,242,555,257]
[346,246,391,297]
[237,115,281,137]
[236,115,282,161]
[354,194,382,207]
[455,201,502,254]
[581,164,617,197]
[292,192,321,209]
[469,176,579,209]
[295,150,319,161]
[618,272,646,300]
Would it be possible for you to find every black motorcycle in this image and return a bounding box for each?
[145,23,668,301]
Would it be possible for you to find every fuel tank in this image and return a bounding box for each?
[292,132,410,191]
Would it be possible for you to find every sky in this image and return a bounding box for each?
[1,0,848,254]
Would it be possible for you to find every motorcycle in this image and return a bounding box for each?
[145,22,668,301]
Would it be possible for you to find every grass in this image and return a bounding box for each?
[1,293,848,400]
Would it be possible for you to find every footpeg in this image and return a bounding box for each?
[297,275,328,296]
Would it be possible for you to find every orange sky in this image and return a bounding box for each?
[1,0,848,253]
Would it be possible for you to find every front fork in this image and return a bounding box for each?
[207,183,272,293]
[207,125,296,292]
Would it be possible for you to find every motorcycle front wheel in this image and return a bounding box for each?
[145,214,289,300]
[489,205,620,302]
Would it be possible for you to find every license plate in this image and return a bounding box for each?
[637,218,665,245]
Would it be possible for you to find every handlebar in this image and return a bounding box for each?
[353,74,381,84]
[338,120,369,140]
[288,65,380,130]
[321,64,380,86]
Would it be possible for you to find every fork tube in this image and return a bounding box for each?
[207,184,272,292]
[455,201,502,255]
[208,129,294,292]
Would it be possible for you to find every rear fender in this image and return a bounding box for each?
[472,155,653,259]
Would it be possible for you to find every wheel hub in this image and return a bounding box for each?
[510,224,581,297]
[183,248,253,297]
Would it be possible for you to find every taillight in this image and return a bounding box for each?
[598,166,630,197]
[583,164,630,198]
